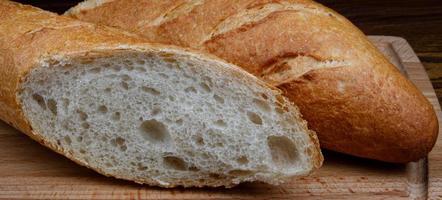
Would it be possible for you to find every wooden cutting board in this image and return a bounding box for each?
[0,36,440,200]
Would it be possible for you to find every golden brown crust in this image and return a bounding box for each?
[68,0,439,162]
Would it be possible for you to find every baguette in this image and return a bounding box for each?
[0,1,322,187]
[67,0,439,163]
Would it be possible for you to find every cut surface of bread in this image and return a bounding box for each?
[66,0,439,163]
[19,49,320,187]
[0,0,322,188]
[0,1,322,187]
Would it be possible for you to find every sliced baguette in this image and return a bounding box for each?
[66,0,439,163]
[0,1,322,187]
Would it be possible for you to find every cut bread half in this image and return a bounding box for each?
[18,48,322,187]
[0,0,322,188]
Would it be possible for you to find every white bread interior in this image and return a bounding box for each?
[19,48,321,187]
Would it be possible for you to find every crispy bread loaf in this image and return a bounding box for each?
[67,0,439,162]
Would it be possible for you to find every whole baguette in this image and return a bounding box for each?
[67,0,439,163]
[0,0,322,187]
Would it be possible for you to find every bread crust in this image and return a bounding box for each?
[67,0,439,162]
[0,0,322,187]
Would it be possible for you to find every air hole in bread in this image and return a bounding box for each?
[151,108,162,116]
[214,119,227,127]
[267,136,299,168]
[47,99,57,115]
[247,112,262,125]
[97,105,108,114]
[228,170,253,176]
[236,156,249,165]
[168,96,175,101]
[81,122,90,129]
[110,156,117,165]
[163,156,187,171]
[111,65,121,72]
[80,88,89,95]
[175,119,183,125]
[194,135,204,146]
[106,74,117,79]
[209,173,222,179]
[121,74,132,81]
[32,94,46,109]
[188,166,199,171]
[135,67,146,72]
[89,67,101,73]
[136,59,145,65]
[126,65,135,71]
[253,98,271,113]
[139,119,171,144]
[111,112,121,121]
[105,162,113,167]
[142,86,161,96]
[185,86,197,93]
[213,94,224,104]
[79,149,86,154]
[167,63,180,70]
[61,121,71,131]
[115,137,125,146]
[159,73,168,78]
[185,150,195,157]
[163,57,177,64]
[61,98,69,111]
[121,81,129,90]
[104,88,112,93]
[203,76,213,86]
[199,82,211,93]
[123,59,133,65]
[113,137,127,151]
[64,135,72,145]
[110,138,117,147]
[35,79,45,85]
[137,163,148,170]
[201,153,210,160]
[261,93,269,100]
[77,136,83,142]
[85,138,92,146]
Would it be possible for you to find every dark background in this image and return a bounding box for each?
[12,0,442,104]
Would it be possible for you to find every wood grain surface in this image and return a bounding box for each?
[0,36,438,200]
